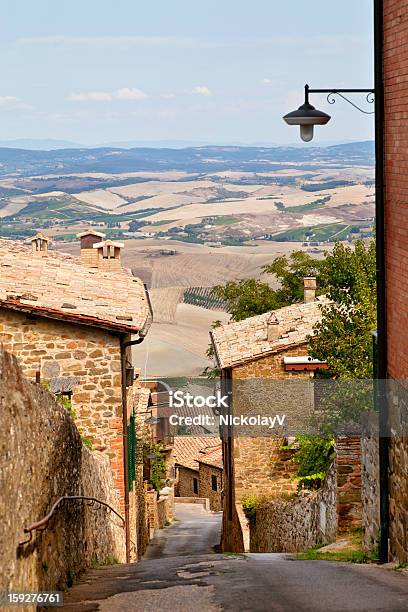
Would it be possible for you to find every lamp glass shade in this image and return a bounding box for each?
[300,124,314,142]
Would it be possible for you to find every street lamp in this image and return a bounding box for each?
[283,85,331,142]
[283,59,389,565]
[283,84,375,142]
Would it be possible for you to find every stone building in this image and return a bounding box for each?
[210,286,331,551]
[197,445,223,511]
[173,436,222,505]
[0,232,152,561]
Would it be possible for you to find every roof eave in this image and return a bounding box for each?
[0,299,145,335]
[221,339,311,370]
[209,330,222,368]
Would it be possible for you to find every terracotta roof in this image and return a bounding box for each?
[0,239,151,334]
[211,296,330,369]
[173,436,221,471]
[196,444,223,470]
[77,229,106,239]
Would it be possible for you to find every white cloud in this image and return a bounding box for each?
[261,78,272,84]
[0,95,19,105]
[0,96,32,110]
[116,88,148,100]
[69,91,113,102]
[191,86,212,96]
[69,88,148,102]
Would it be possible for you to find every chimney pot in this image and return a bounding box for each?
[76,229,106,267]
[93,239,124,272]
[30,233,49,256]
[267,313,279,342]
[303,277,317,303]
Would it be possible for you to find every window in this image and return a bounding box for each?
[211,474,218,492]
[193,477,198,495]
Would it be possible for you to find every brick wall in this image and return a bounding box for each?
[383,0,408,564]
[335,437,362,533]
[0,350,126,594]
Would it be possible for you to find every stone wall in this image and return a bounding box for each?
[175,466,199,498]
[198,464,223,511]
[233,438,298,503]
[248,463,337,553]
[361,414,380,553]
[231,345,313,503]
[389,437,408,563]
[0,308,126,509]
[146,490,174,531]
[0,350,126,595]
[232,343,313,380]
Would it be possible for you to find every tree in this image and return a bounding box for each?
[212,251,323,322]
[309,239,376,379]
[308,239,376,432]
[263,250,323,305]
[212,279,280,322]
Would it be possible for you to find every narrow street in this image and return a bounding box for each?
[62,503,408,612]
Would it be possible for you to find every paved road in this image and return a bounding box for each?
[143,502,222,559]
[62,503,408,612]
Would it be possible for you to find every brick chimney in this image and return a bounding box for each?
[303,277,317,303]
[93,239,124,272]
[77,229,106,268]
[267,313,279,342]
[30,233,49,256]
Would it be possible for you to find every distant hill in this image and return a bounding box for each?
[0,141,375,177]
[0,139,83,150]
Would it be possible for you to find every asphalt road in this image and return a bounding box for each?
[143,502,222,559]
[62,503,408,612]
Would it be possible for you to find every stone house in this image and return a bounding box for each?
[0,232,152,561]
[173,436,222,504]
[197,445,223,511]
[210,282,331,551]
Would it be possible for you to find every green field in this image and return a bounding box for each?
[204,215,239,226]
[272,223,350,242]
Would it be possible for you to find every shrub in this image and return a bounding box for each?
[290,435,335,491]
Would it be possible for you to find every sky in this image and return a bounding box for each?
[0,0,375,146]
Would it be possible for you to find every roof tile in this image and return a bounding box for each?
[0,239,151,333]
[211,297,330,369]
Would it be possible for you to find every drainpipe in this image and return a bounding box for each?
[120,333,146,563]
[373,0,389,564]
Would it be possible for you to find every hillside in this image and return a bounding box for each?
[0,142,374,247]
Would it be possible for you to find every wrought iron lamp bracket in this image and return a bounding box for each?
[305,85,375,115]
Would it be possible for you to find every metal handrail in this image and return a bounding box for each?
[19,496,125,546]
